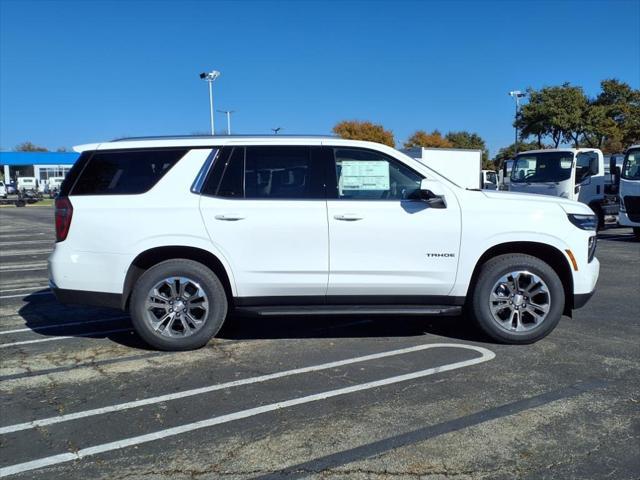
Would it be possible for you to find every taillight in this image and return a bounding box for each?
[55,197,73,242]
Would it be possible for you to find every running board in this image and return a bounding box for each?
[235,305,463,317]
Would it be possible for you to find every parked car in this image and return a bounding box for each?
[50,136,600,350]
[6,181,17,194]
[0,181,6,198]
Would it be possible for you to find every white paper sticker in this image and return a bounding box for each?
[341,161,389,190]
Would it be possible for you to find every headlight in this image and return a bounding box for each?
[567,213,597,230]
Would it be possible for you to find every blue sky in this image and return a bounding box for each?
[1,0,638,156]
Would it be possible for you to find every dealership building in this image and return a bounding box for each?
[0,151,79,184]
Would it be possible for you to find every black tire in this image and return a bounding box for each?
[130,259,228,351]
[633,227,640,241]
[590,203,605,231]
[469,254,565,344]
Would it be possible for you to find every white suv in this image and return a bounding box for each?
[49,136,599,350]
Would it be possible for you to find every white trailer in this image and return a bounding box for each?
[619,145,640,239]
[401,147,483,190]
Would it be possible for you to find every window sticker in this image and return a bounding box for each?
[341,160,390,190]
[561,159,573,168]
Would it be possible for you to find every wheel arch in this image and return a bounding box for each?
[467,241,575,315]
[122,246,235,310]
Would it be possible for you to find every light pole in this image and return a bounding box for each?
[509,90,526,154]
[217,110,235,135]
[200,70,221,135]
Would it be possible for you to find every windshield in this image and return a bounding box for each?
[511,152,573,183]
[622,148,640,180]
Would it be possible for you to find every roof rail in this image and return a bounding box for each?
[111,134,338,142]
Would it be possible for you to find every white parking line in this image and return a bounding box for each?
[0,240,53,247]
[0,262,47,272]
[0,249,51,257]
[0,343,494,477]
[0,315,129,335]
[0,343,490,434]
[0,286,49,294]
[0,291,52,300]
[0,328,131,349]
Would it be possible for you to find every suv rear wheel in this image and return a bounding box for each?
[130,259,228,350]
[470,254,564,344]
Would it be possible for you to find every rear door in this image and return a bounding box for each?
[326,147,461,299]
[199,145,329,300]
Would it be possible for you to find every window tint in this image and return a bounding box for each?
[244,146,324,199]
[332,148,422,200]
[217,147,245,198]
[71,149,186,195]
[201,147,231,195]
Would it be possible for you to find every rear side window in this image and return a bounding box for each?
[201,146,326,199]
[245,146,325,199]
[70,149,187,195]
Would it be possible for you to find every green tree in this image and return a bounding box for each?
[403,130,453,148]
[517,83,589,148]
[333,120,395,147]
[444,130,489,163]
[14,141,48,152]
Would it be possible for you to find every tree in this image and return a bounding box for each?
[14,142,48,152]
[517,83,588,148]
[583,79,640,151]
[444,130,489,163]
[333,120,395,147]
[403,130,453,149]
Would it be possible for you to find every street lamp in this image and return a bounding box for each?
[509,90,526,154]
[217,109,235,135]
[199,70,221,135]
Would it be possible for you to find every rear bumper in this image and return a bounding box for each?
[52,287,123,310]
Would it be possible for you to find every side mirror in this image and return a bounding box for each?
[420,178,446,208]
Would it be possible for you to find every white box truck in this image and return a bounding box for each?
[508,148,618,230]
[619,145,640,239]
[402,148,483,190]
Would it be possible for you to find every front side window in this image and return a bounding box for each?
[511,152,573,183]
[332,148,422,200]
[622,148,640,180]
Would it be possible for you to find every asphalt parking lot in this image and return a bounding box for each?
[0,207,639,479]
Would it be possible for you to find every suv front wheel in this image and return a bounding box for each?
[130,259,228,350]
[470,254,565,344]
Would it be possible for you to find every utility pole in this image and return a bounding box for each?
[217,110,235,135]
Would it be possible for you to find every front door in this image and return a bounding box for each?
[199,145,329,299]
[325,147,461,299]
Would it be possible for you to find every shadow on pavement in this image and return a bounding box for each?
[15,290,492,348]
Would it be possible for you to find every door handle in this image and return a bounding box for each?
[334,213,363,221]
[215,214,245,221]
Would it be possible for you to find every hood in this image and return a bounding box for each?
[481,190,593,215]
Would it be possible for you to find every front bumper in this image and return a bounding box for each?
[573,289,595,309]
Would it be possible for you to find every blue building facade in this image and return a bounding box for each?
[0,151,80,184]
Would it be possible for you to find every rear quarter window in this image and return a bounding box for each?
[70,149,188,195]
